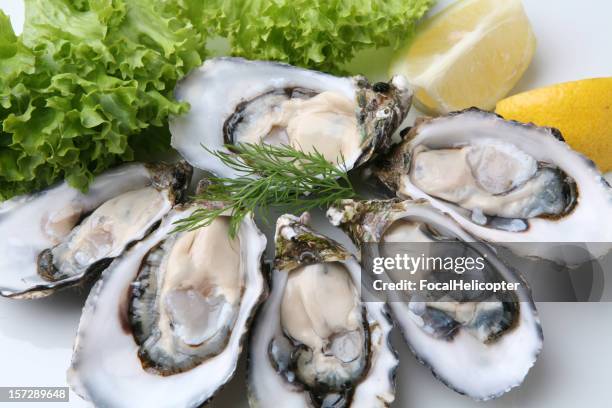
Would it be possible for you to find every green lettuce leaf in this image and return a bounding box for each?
[203,0,434,73]
[0,0,205,200]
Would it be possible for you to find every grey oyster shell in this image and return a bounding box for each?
[374,108,612,265]
[0,161,192,299]
[327,199,543,400]
[171,57,412,178]
[248,213,398,408]
[68,198,267,407]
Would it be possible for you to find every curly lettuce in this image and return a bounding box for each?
[0,0,205,199]
[204,0,435,73]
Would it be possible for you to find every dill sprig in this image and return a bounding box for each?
[173,143,357,237]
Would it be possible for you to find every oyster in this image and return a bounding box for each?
[0,162,192,299]
[68,200,267,407]
[328,199,543,400]
[376,109,612,265]
[248,213,397,408]
[170,57,412,178]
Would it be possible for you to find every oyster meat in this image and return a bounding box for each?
[68,200,267,407]
[328,199,543,400]
[376,109,612,265]
[0,162,192,299]
[170,57,412,178]
[248,213,397,408]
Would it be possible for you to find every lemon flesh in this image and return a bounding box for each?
[391,0,536,114]
[496,78,612,172]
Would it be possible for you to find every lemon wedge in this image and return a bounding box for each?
[391,0,536,114]
[496,78,612,172]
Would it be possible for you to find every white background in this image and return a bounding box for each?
[1,1,611,407]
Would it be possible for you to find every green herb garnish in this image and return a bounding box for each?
[173,143,357,237]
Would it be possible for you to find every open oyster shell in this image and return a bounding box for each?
[248,213,398,408]
[375,108,612,265]
[67,200,267,407]
[328,199,543,400]
[170,57,412,178]
[0,162,192,299]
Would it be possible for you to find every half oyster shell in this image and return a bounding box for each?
[68,200,267,407]
[170,57,412,178]
[248,213,398,408]
[0,162,192,299]
[375,108,612,265]
[328,199,543,400]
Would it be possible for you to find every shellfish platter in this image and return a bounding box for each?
[0,0,611,408]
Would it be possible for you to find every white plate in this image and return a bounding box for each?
[1,1,611,407]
